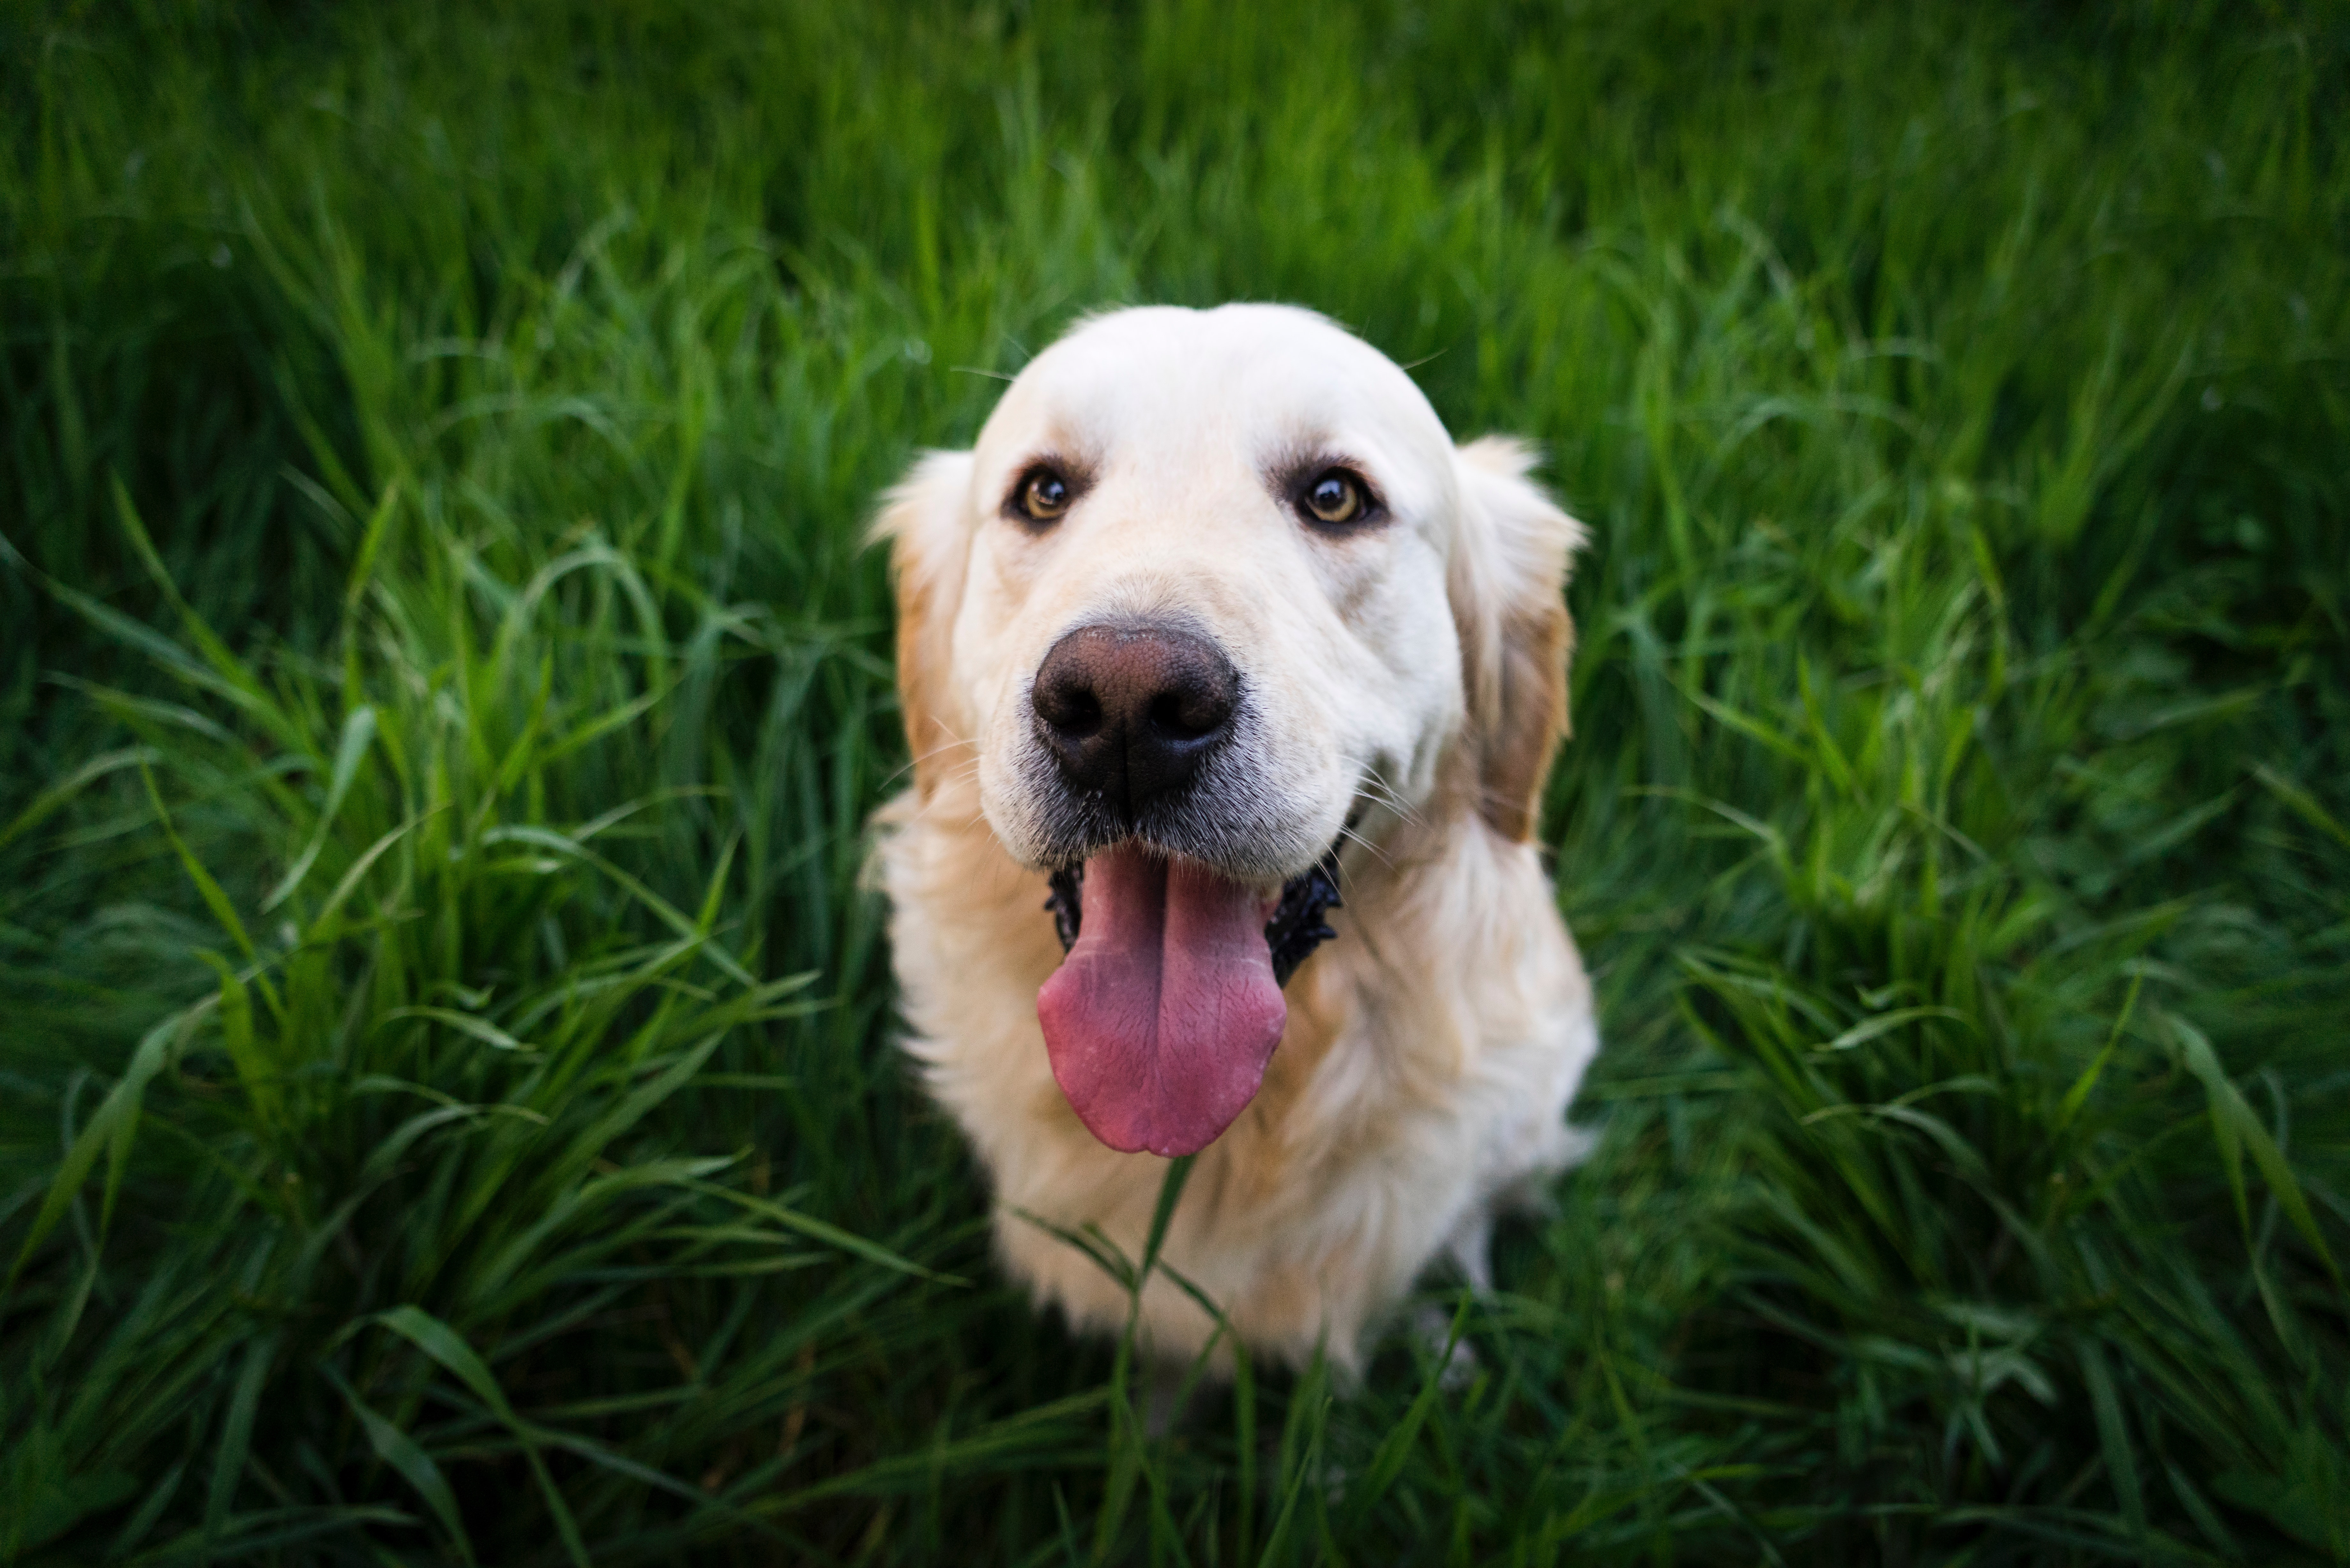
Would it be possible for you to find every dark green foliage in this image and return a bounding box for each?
[4,0,2346,1561]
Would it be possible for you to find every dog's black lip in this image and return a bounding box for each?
[1041,844,1345,989]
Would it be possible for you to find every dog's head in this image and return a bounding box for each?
[878,305,1583,1156]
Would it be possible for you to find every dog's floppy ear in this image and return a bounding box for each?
[1447,436,1587,842]
[870,449,976,801]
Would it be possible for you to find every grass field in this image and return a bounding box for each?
[4,1,2347,1561]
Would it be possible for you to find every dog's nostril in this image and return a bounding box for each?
[1147,688,1229,742]
[1035,681,1103,739]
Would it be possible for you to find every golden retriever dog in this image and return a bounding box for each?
[873,304,1597,1374]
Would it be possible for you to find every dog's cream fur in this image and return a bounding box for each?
[872,305,1597,1372]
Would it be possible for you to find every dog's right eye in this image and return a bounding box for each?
[1299,467,1374,527]
[1016,468,1072,524]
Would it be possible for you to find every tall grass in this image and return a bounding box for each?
[4,0,2346,1561]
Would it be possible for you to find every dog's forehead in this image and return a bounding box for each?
[978,305,1453,475]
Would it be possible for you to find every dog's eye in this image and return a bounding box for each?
[1302,469,1366,526]
[1018,468,1072,523]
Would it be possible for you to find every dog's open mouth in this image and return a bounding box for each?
[1036,846,1342,1157]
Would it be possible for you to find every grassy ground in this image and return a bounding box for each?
[4,0,2347,1561]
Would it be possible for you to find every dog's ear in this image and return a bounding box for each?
[1447,436,1587,842]
[870,449,977,801]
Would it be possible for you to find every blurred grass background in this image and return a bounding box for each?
[4,0,2346,1561]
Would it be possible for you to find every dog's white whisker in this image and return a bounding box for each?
[1355,764,1428,830]
[1333,822,1395,874]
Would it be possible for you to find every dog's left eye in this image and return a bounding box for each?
[1017,468,1073,523]
[1301,469,1367,525]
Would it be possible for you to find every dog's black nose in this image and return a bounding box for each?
[1032,623,1238,817]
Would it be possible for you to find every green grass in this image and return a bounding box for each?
[4,0,2346,1561]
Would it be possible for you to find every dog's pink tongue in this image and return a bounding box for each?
[1037,846,1286,1157]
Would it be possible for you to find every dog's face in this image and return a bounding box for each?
[881,305,1582,1157]
[963,305,1470,880]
